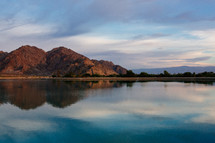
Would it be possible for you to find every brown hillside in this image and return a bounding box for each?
[0,45,127,76]
[0,45,47,75]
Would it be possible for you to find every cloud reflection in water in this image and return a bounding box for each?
[0,80,215,143]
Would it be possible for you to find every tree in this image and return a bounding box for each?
[125,70,136,77]
[163,70,171,77]
[139,72,149,77]
[183,72,193,77]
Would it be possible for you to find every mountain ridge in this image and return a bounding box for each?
[133,66,215,74]
[0,45,127,76]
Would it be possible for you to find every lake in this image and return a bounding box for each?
[0,80,215,143]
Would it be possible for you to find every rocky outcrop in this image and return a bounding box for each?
[90,60,127,75]
[0,45,127,76]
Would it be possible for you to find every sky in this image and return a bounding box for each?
[0,0,215,69]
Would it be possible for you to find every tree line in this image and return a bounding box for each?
[53,70,215,77]
[122,70,215,77]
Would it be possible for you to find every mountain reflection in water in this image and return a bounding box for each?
[0,80,215,143]
[0,80,124,110]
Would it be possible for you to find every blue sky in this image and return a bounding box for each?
[0,0,215,69]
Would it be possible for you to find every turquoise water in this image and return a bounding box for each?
[0,80,215,143]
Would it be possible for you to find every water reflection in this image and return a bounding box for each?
[183,81,214,85]
[0,81,215,143]
[0,80,124,110]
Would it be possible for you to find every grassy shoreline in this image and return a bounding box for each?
[0,76,215,82]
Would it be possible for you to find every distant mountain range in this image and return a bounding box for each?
[133,66,215,74]
[0,45,127,76]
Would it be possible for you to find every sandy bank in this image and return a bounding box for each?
[0,76,215,82]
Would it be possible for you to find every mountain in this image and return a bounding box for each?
[0,46,47,75]
[133,66,215,74]
[0,80,124,109]
[0,45,127,76]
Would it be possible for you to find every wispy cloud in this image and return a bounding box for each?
[185,56,211,63]
[0,0,215,68]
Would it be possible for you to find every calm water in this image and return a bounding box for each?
[0,80,215,143]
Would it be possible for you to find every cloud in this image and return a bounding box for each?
[55,82,215,125]
[185,56,211,63]
[0,0,215,68]
[4,24,55,37]
[52,33,215,68]
[1,0,215,37]
[132,33,171,40]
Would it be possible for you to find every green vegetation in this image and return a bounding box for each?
[123,70,215,77]
[128,70,215,77]
[124,70,136,77]
[56,70,215,78]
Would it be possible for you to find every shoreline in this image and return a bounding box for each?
[0,76,215,82]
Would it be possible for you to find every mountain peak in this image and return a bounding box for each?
[52,46,69,51]
[18,45,39,50]
[14,45,45,54]
[0,45,47,75]
[48,46,79,55]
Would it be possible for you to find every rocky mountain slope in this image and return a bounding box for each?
[0,45,127,76]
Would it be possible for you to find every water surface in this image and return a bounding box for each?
[0,80,215,143]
